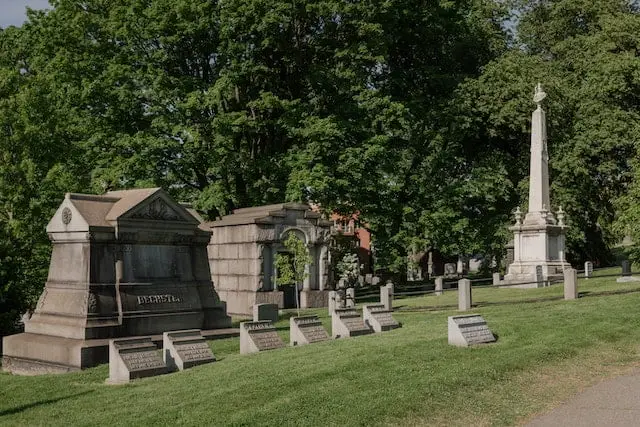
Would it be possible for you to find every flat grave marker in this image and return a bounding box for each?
[240,321,285,354]
[331,308,372,339]
[448,314,496,347]
[107,337,167,384]
[290,316,330,346]
[363,304,400,332]
[163,329,215,371]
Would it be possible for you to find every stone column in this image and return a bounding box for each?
[563,268,578,300]
[380,283,393,311]
[458,279,471,311]
[435,277,443,296]
[328,290,337,314]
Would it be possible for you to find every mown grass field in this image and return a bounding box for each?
[2,270,640,426]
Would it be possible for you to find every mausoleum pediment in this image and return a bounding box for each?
[109,188,199,225]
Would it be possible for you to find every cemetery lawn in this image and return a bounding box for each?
[3,273,640,426]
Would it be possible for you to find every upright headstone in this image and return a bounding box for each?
[290,316,329,346]
[584,261,593,279]
[107,337,167,384]
[448,314,496,347]
[435,277,443,296]
[622,260,631,277]
[252,303,279,323]
[163,330,215,372]
[492,273,501,286]
[328,290,337,314]
[345,288,356,308]
[444,263,457,277]
[458,279,472,311]
[563,268,578,300]
[371,276,381,286]
[331,308,372,339]
[535,265,544,287]
[363,304,400,332]
[380,283,393,311]
[240,321,285,354]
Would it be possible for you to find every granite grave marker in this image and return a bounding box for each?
[290,316,330,346]
[448,314,496,347]
[331,308,372,339]
[240,321,285,354]
[163,329,215,372]
[107,337,167,384]
[363,304,400,332]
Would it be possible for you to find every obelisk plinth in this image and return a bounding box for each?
[502,84,569,287]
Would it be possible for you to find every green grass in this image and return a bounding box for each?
[3,273,640,426]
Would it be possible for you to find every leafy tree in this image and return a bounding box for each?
[274,232,312,315]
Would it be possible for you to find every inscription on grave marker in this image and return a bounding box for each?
[107,337,167,384]
[240,321,285,354]
[163,329,215,371]
[448,314,496,347]
[363,304,400,332]
[331,308,372,339]
[290,316,330,346]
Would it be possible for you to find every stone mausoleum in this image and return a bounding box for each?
[2,188,230,374]
[204,203,332,315]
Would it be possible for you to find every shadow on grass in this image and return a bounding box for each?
[395,287,640,313]
[0,390,95,417]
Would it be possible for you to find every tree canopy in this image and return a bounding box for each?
[1,0,639,333]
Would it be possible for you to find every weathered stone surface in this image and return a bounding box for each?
[363,304,400,332]
[253,303,279,323]
[584,261,593,279]
[163,330,215,372]
[107,337,167,384]
[345,288,355,308]
[380,283,393,311]
[240,321,285,354]
[448,314,496,347]
[331,308,372,339]
[492,273,501,286]
[564,268,578,300]
[458,279,472,311]
[3,188,231,375]
[435,277,444,296]
[290,316,329,346]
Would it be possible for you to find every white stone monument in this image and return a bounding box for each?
[503,84,569,287]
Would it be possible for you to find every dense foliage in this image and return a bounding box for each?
[0,0,639,334]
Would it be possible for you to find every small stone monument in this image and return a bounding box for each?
[345,288,356,308]
[622,260,631,276]
[444,263,457,277]
[253,303,279,323]
[448,315,496,347]
[563,268,578,300]
[458,279,472,311]
[240,321,285,354]
[584,261,593,279]
[363,304,400,332]
[492,273,501,286]
[289,316,329,346]
[535,265,544,287]
[163,330,215,372]
[435,277,443,296]
[380,282,393,311]
[107,337,167,384]
[331,308,372,339]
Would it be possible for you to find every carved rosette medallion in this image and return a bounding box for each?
[131,198,181,221]
[61,207,72,225]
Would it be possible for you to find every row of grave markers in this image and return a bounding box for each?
[107,329,215,384]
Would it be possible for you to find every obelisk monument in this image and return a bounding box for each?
[502,84,569,287]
